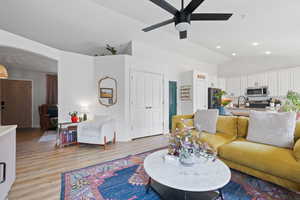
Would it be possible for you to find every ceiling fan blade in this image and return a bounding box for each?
[142,18,174,32]
[191,13,233,21]
[184,0,206,14]
[148,0,178,15]
[179,31,187,39]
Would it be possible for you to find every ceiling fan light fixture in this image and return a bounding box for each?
[175,22,191,32]
[143,0,233,39]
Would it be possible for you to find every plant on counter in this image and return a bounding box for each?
[214,90,232,115]
[214,90,232,106]
[214,90,227,100]
[221,98,232,107]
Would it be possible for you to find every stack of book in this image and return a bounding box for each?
[59,126,77,145]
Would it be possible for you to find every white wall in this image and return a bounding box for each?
[58,51,96,122]
[0,29,220,142]
[94,55,130,141]
[0,30,98,127]
[93,41,219,141]
[6,67,50,127]
[131,41,218,133]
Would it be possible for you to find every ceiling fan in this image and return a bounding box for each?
[142,0,233,39]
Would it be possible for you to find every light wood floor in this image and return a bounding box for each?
[8,128,168,200]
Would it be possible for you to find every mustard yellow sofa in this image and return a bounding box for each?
[172,115,300,192]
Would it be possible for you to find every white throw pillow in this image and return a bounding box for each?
[247,111,296,148]
[194,109,219,134]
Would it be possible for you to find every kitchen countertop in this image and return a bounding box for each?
[227,107,267,111]
[0,125,17,137]
[226,107,271,117]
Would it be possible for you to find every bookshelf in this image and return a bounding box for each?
[57,122,80,148]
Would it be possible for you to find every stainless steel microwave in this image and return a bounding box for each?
[246,86,269,97]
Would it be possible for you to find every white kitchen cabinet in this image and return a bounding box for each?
[226,77,241,97]
[208,75,218,88]
[217,78,226,91]
[291,67,300,93]
[278,69,292,96]
[247,73,267,87]
[266,71,278,96]
[0,126,16,200]
[247,74,257,87]
[240,76,248,96]
[258,73,268,86]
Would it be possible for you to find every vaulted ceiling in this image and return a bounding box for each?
[94,0,300,57]
[0,0,228,65]
[0,0,300,72]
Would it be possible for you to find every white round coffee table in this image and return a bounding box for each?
[144,150,231,200]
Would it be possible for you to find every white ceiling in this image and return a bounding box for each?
[93,0,300,57]
[0,0,300,71]
[0,0,229,65]
[0,46,57,73]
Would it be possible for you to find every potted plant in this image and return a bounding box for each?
[281,91,300,120]
[69,111,79,123]
[214,90,232,115]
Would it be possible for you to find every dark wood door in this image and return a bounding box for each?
[0,79,32,128]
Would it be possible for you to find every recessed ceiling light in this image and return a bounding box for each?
[265,51,271,55]
[252,42,259,46]
[216,45,221,49]
[232,53,237,56]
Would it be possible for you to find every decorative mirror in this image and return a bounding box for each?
[98,76,117,107]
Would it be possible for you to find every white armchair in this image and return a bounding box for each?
[77,115,116,149]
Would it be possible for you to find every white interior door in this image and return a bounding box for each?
[131,72,146,138]
[131,70,163,138]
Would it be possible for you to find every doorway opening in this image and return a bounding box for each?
[0,46,58,143]
[169,81,177,130]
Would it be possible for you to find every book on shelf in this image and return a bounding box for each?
[59,126,78,145]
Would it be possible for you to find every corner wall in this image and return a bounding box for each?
[58,51,96,122]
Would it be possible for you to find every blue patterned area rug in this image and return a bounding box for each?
[61,149,300,200]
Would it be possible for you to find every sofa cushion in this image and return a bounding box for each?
[294,139,300,162]
[216,116,238,137]
[295,121,300,142]
[194,109,219,134]
[237,117,300,141]
[247,111,296,148]
[173,115,194,131]
[176,119,194,129]
[237,117,249,138]
[219,138,300,183]
[195,130,236,151]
